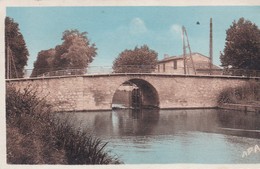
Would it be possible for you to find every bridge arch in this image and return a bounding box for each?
[112,78,160,109]
[6,74,256,111]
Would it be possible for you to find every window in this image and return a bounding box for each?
[163,64,166,72]
[173,60,177,69]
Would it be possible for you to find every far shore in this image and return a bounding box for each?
[218,102,260,113]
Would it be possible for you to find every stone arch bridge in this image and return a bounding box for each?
[6,73,259,112]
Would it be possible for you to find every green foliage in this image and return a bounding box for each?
[53,30,97,69]
[31,49,55,77]
[218,81,260,104]
[5,17,29,78]
[6,85,63,164]
[54,118,121,164]
[31,29,97,77]
[220,18,260,70]
[113,45,158,73]
[6,85,122,164]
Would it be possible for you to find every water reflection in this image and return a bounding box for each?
[151,109,219,134]
[112,109,160,136]
[58,108,260,164]
[59,109,260,138]
[216,110,260,138]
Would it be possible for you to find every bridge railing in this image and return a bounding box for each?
[16,66,260,79]
[24,65,156,78]
[222,68,260,77]
[23,66,114,78]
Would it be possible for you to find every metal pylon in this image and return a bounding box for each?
[182,26,196,75]
[6,41,18,79]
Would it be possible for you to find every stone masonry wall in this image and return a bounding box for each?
[6,74,258,111]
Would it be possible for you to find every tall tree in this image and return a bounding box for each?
[31,29,97,77]
[220,18,260,70]
[5,17,29,78]
[53,29,97,69]
[31,49,55,77]
[113,45,158,73]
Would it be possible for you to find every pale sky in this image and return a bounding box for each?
[6,6,260,69]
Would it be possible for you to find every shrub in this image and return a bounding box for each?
[218,80,260,104]
[6,85,66,164]
[6,84,122,164]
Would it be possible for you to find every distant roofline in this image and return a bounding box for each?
[158,52,209,63]
[158,52,222,69]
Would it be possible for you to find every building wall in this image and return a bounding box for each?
[112,85,135,108]
[156,53,221,75]
[156,59,185,74]
[6,74,257,111]
[112,90,131,108]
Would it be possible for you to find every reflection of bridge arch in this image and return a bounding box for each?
[112,78,160,109]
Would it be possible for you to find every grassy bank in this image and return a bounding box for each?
[6,85,122,164]
[218,80,260,106]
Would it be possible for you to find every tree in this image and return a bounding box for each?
[5,17,29,78]
[31,29,97,77]
[113,45,158,73]
[53,29,97,69]
[220,18,260,70]
[31,49,55,77]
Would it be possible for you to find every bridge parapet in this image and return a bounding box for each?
[6,74,259,112]
[6,72,260,83]
[20,66,260,79]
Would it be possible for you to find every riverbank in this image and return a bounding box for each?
[217,80,259,113]
[218,102,260,113]
[6,85,122,164]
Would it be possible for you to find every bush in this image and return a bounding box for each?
[6,84,122,164]
[53,116,121,164]
[218,80,260,104]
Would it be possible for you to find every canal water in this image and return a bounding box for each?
[58,109,260,164]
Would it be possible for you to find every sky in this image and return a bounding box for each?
[6,6,260,69]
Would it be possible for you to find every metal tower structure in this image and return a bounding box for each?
[182,26,196,75]
[209,18,213,75]
[6,41,18,79]
[6,42,10,79]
